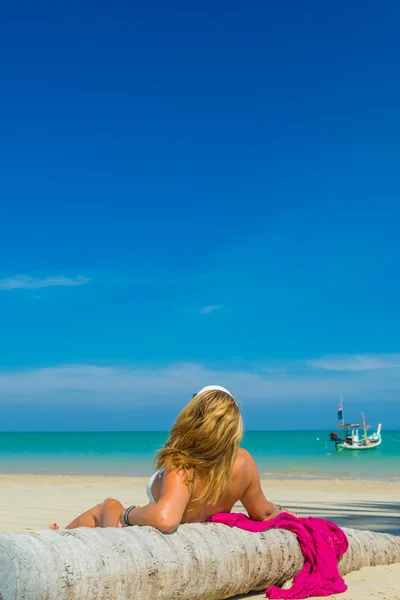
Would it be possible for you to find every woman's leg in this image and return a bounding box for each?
[51,498,125,530]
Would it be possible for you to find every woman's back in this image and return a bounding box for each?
[150,448,275,524]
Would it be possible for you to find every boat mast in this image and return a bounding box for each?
[361,412,369,443]
[337,396,346,439]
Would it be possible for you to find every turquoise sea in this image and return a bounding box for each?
[0,431,399,481]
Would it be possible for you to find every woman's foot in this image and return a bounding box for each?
[49,523,59,530]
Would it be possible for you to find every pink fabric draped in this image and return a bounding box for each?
[208,512,348,599]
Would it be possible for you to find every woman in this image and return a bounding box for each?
[51,386,287,532]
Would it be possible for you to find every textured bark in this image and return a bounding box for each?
[0,524,399,600]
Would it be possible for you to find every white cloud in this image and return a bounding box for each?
[1,353,400,403]
[199,305,223,314]
[0,275,90,291]
[308,354,400,372]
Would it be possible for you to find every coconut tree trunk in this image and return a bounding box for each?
[0,523,399,600]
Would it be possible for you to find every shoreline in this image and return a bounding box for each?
[1,470,399,484]
[2,469,400,480]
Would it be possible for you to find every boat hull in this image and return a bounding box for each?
[336,433,382,451]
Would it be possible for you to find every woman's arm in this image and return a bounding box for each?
[120,470,191,533]
[240,451,282,521]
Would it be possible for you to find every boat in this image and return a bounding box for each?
[329,400,382,451]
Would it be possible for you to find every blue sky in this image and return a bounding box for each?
[1,0,400,430]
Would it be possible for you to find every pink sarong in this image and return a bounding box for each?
[208,512,348,599]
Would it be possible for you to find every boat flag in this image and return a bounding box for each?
[337,401,343,422]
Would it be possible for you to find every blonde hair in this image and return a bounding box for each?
[156,389,243,505]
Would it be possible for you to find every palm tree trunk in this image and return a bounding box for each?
[0,524,399,600]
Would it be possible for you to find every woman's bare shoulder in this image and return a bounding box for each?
[237,447,255,461]
[235,448,258,473]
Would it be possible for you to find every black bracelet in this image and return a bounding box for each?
[124,505,138,526]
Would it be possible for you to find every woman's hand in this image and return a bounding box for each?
[282,508,298,517]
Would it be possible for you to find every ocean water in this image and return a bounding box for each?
[0,431,399,481]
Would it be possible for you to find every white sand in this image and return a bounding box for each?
[233,565,400,600]
[0,475,399,599]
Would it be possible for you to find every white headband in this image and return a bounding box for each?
[195,385,236,401]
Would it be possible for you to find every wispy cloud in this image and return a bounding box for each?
[199,305,223,314]
[0,275,90,291]
[1,353,400,403]
[308,354,400,372]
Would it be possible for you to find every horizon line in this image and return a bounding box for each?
[1,428,399,433]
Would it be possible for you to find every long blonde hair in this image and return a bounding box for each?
[156,389,243,505]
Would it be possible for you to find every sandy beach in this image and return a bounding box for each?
[1,474,399,599]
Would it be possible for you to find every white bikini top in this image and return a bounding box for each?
[146,469,163,503]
